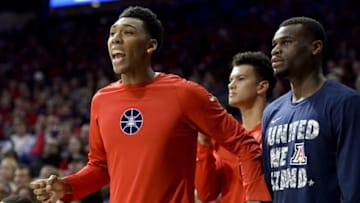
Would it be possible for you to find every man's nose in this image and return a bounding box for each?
[111,33,123,44]
[271,45,281,55]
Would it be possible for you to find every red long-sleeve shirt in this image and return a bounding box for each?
[195,124,271,202]
[65,73,269,203]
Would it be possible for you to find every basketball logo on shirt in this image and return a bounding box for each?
[120,108,143,135]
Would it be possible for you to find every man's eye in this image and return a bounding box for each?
[283,40,292,45]
[124,30,134,35]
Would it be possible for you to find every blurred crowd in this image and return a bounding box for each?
[0,0,359,202]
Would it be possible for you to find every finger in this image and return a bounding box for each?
[47,175,57,185]
[33,187,48,196]
[46,175,58,190]
[49,191,59,203]
[35,192,51,202]
[30,180,46,189]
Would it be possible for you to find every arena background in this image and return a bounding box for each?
[0,0,359,202]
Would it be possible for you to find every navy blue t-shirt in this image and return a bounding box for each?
[262,80,360,203]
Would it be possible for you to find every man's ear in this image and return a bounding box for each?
[312,40,323,55]
[257,80,269,95]
[147,39,158,53]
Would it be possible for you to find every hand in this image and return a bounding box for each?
[30,175,70,203]
[197,132,212,145]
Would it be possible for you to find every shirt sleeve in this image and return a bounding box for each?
[176,81,271,201]
[195,142,222,202]
[30,131,45,156]
[65,95,110,201]
[261,108,274,197]
[335,94,360,202]
[242,126,272,201]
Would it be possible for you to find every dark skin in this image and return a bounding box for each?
[108,17,158,85]
[30,16,159,203]
[271,24,326,103]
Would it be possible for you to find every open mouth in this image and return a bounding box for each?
[112,52,125,63]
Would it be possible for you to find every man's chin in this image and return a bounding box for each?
[274,69,289,79]
[113,66,126,74]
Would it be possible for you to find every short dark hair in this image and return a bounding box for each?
[280,16,327,57]
[119,6,164,51]
[232,51,276,100]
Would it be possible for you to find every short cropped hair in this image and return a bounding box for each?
[280,16,327,57]
[119,6,164,51]
[232,51,276,100]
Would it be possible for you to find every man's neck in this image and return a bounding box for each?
[121,68,157,85]
[239,99,266,130]
[290,72,326,103]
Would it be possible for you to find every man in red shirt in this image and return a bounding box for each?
[30,6,270,203]
[195,52,276,203]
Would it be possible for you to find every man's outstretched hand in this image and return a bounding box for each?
[30,175,70,203]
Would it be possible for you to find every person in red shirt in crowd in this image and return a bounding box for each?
[30,6,270,203]
[196,51,276,203]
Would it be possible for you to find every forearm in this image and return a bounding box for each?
[65,162,109,201]
[58,178,74,203]
[240,145,272,202]
[195,143,221,202]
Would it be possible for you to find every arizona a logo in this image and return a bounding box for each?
[290,143,307,165]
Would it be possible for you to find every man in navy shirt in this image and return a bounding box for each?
[262,16,360,203]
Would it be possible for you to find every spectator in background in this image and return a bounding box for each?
[0,90,12,140]
[0,195,34,203]
[30,114,61,157]
[60,136,87,173]
[1,119,35,164]
[30,137,62,178]
[15,186,37,203]
[0,180,12,200]
[0,157,18,192]
[38,165,59,180]
[78,124,90,153]
[13,165,33,191]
